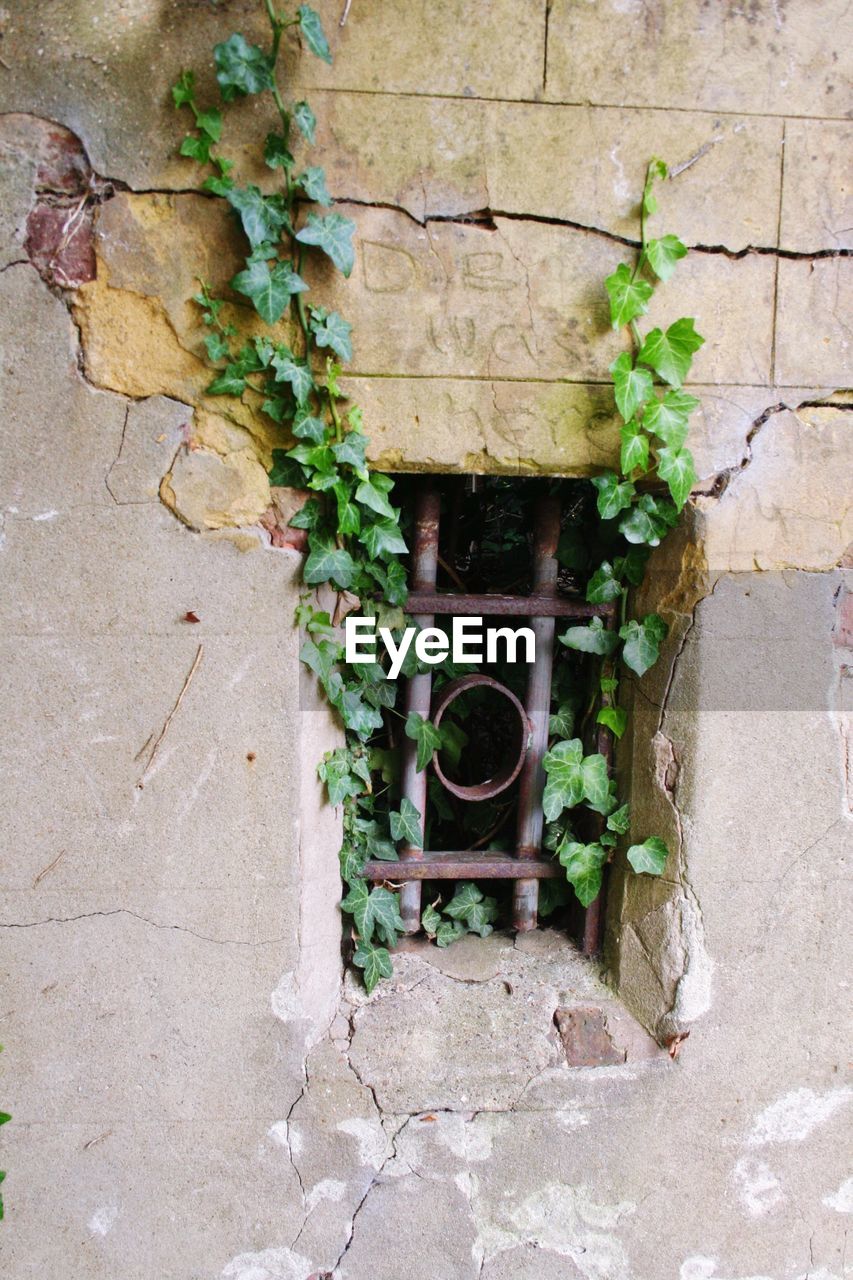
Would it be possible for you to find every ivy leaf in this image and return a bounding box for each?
[596,705,628,738]
[610,352,654,421]
[271,347,315,405]
[619,613,668,676]
[586,561,623,604]
[214,33,274,100]
[559,616,618,657]
[304,533,356,589]
[405,712,443,772]
[436,919,465,948]
[207,365,247,396]
[366,886,405,946]
[642,388,699,447]
[334,483,360,535]
[180,134,213,164]
[311,309,353,361]
[620,420,650,475]
[465,897,499,937]
[298,5,333,63]
[231,258,308,325]
[613,545,650,587]
[318,750,363,806]
[627,836,669,876]
[558,839,606,907]
[204,331,230,362]
[656,445,697,510]
[360,517,408,560]
[591,471,635,520]
[353,939,393,993]
[197,108,222,142]
[421,902,442,937]
[264,132,294,170]
[202,174,235,196]
[356,475,396,520]
[444,882,483,921]
[642,157,668,215]
[637,318,704,388]
[296,212,357,277]
[298,166,333,206]
[644,233,687,282]
[549,702,575,737]
[293,101,317,145]
[607,804,631,834]
[541,738,584,818]
[226,185,287,249]
[618,494,678,547]
[268,451,305,486]
[292,412,327,444]
[390,798,423,847]
[172,69,195,108]
[332,429,367,469]
[300,636,340,686]
[439,719,468,768]
[604,262,654,329]
[337,687,384,740]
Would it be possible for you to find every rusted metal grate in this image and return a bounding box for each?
[363,483,617,954]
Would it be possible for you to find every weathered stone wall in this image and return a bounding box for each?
[0,3,850,1278]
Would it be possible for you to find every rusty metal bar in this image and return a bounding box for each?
[431,674,530,801]
[512,494,561,931]
[405,591,611,618]
[397,485,441,932]
[364,852,563,881]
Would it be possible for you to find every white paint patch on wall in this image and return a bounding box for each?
[87,1204,119,1236]
[435,1112,505,1161]
[679,1257,773,1280]
[747,1086,853,1146]
[823,1176,853,1213]
[270,972,300,1022]
[305,1178,346,1213]
[506,1183,636,1280]
[221,1247,315,1280]
[731,1156,784,1216]
[336,1116,390,1170]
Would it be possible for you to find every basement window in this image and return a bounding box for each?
[361,475,619,954]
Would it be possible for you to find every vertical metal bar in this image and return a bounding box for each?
[398,485,441,932]
[512,493,561,931]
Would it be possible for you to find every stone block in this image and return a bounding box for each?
[545,0,852,118]
[775,257,853,388]
[780,120,853,252]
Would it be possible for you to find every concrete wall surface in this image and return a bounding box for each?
[0,2,850,1278]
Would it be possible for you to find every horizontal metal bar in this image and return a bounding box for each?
[405,591,615,619]
[363,852,562,881]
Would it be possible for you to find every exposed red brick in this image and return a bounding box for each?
[555,1005,626,1068]
[834,587,853,650]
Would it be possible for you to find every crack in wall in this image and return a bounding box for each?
[0,908,285,947]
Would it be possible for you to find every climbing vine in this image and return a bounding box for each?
[173,4,703,991]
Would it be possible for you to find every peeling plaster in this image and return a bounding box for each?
[746,1087,853,1146]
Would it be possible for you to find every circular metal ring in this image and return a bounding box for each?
[431,674,530,801]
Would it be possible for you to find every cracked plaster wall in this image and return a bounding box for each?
[0,2,851,1278]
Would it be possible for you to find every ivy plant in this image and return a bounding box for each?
[174,5,700,990]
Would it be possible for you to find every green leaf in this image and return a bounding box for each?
[311,309,353,361]
[337,687,384,740]
[644,234,687,282]
[359,517,408,560]
[549,702,575,737]
[421,902,442,937]
[620,419,650,475]
[591,471,635,520]
[318,750,363,806]
[304,533,356,589]
[214,33,274,100]
[0,1112,10,1126]
[586,561,623,604]
[558,839,606,907]
[559,616,618,657]
[607,804,631,834]
[268,451,305,486]
[436,919,465,948]
[332,429,367,469]
[231,258,308,325]
[642,388,698,447]
[207,365,247,396]
[405,712,443,772]
[619,613,668,676]
[172,70,195,108]
[264,132,293,171]
[390,798,422,847]
[300,636,339,686]
[298,166,333,206]
[542,739,585,819]
[296,212,357,277]
[226,185,288,249]
[444,882,483,920]
[618,494,677,546]
[204,331,230,361]
[298,4,333,62]
[353,939,393,993]
[367,886,405,946]
[610,352,654,421]
[293,101,317,145]
[627,836,669,876]
[197,108,222,142]
[333,483,360,535]
[180,134,212,164]
[613,545,650,587]
[292,412,327,444]
[656,444,697,510]
[271,347,315,405]
[356,475,396,520]
[604,262,654,329]
[596,705,628,738]
[202,174,235,196]
[637,318,704,388]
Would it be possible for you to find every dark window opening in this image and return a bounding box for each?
[361,475,620,955]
